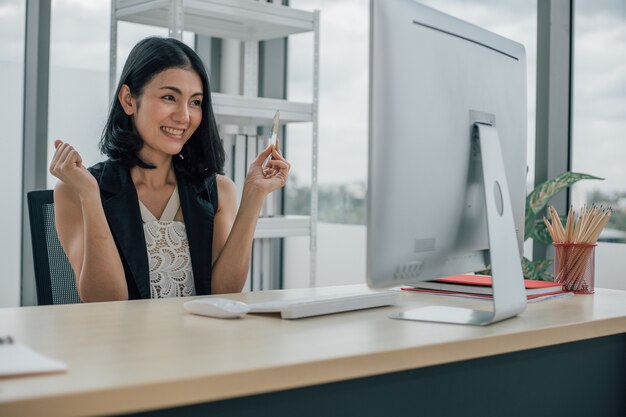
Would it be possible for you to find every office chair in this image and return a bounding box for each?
[27,190,81,305]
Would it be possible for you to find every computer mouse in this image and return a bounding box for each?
[184,297,251,319]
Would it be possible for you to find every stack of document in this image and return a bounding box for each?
[402,274,572,302]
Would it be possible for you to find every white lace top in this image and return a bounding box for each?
[139,186,196,298]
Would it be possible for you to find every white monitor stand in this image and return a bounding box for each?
[391,118,527,326]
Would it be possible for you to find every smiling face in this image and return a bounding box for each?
[118,67,204,165]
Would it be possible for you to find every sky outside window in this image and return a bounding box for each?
[571,0,626,241]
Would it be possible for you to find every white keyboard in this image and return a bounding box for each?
[247,291,399,319]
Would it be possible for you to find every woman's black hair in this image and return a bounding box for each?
[100,36,225,180]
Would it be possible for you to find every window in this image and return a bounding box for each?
[47,0,112,181]
[47,0,195,188]
[286,0,368,225]
[571,1,626,289]
[571,0,626,244]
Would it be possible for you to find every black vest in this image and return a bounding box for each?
[88,160,217,299]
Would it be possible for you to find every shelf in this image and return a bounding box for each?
[116,0,315,41]
[254,216,311,239]
[212,93,312,126]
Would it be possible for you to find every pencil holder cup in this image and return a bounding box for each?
[553,243,597,294]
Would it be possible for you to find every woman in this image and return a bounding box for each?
[49,37,290,302]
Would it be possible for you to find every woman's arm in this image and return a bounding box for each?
[51,141,128,302]
[210,145,290,294]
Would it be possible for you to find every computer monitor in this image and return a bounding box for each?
[367,0,528,325]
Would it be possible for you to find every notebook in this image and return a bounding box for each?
[0,336,67,378]
[404,274,564,296]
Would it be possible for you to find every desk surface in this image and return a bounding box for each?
[1,285,626,417]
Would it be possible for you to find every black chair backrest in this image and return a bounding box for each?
[27,190,81,305]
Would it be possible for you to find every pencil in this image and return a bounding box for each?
[544,204,611,292]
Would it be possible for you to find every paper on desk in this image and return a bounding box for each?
[0,343,67,378]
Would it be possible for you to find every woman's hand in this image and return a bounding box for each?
[244,140,291,197]
[210,141,290,294]
[49,140,98,200]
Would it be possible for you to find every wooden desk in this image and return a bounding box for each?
[1,285,625,417]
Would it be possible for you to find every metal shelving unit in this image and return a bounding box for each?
[211,93,313,126]
[115,0,314,40]
[110,0,319,288]
[254,215,311,239]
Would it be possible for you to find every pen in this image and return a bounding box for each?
[264,110,280,170]
[269,109,280,151]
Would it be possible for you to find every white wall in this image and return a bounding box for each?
[0,62,24,307]
[0,0,25,307]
